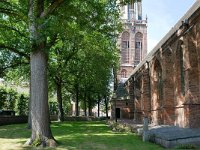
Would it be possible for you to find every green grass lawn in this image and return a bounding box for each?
[0,121,164,150]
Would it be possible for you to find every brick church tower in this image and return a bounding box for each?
[117,0,147,82]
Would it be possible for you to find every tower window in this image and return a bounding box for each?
[135,41,142,49]
[134,32,143,65]
[121,69,127,78]
[121,32,130,64]
[122,41,129,49]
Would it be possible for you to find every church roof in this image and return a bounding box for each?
[115,82,129,100]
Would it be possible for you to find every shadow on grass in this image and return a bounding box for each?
[51,121,163,150]
[0,123,31,139]
[51,121,110,136]
[0,121,164,150]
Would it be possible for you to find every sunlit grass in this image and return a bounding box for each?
[0,121,164,150]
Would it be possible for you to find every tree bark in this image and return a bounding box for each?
[104,96,109,118]
[84,92,87,116]
[113,67,118,91]
[88,94,92,116]
[27,77,32,129]
[27,98,32,129]
[75,84,79,116]
[25,0,56,147]
[97,95,100,117]
[56,81,64,122]
[25,50,56,147]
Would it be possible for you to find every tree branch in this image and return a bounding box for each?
[1,61,29,71]
[1,0,12,6]
[0,44,30,60]
[0,24,27,38]
[47,34,58,49]
[0,7,20,17]
[40,0,65,18]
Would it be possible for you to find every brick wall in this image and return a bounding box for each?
[186,105,200,128]
[122,3,200,128]
[111,100,134,119]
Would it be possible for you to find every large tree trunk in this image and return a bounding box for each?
[25,0,61,147]
[56,81,64,122]
[25,50,56,147]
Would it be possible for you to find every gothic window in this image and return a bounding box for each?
[121,69,127,78]
[180,44,185,95]
[135,76,141,100]
[135,41,142,49]
[176,41,185,96]
[134,32,143,65]
[154,60,163,105]
[122,41,129,49]
[121,32,130,64]
[157,68,163,102]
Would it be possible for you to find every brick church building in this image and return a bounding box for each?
[112,0,200,128]
[111,0,147,119]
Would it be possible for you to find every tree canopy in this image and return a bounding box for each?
[0,0,137,148]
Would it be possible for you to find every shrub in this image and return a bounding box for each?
[0,87,7,109]
[0,87,17,110]
[16,94,29,116]
[49,101,58,115]
[5,88,17,110]
[0,86,29,116]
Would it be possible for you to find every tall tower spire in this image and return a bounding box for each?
[117,0,147,82]
[137,0,142,20]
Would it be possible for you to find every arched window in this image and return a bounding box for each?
[134,32,143,65]
[121,32,130,64]
[121,69,127,78]
[157,65,163,102]
[175,41,185,97]
[152,59,163,125]
[152,60,163,106]
[179,43,185,96]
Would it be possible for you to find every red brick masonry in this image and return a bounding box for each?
[113,1,200,128]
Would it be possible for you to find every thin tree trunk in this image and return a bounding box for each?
[97,95,100,117]
[27,100,32,129]
[104,96,109,118]
[113,67,118,91]
[27,79,32,129]
[84,92,87,116]
[56,81,64,122]
[75,84,79,116]
[88,94,92,116]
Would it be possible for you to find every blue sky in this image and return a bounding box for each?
[142,0,196,52]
